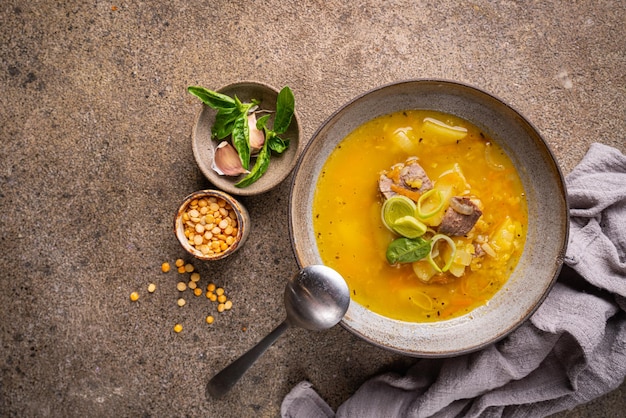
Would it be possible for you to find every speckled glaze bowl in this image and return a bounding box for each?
[175,189,250,261]
[192,81,302,196]
[289,79,569,357]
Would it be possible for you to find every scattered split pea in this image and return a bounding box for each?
[130,259,236,333]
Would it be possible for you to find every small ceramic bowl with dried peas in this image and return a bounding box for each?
[175,189,250,261]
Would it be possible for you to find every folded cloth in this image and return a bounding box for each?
[281,143,626,418]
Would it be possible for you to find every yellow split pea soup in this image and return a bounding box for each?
[312,110,528,322]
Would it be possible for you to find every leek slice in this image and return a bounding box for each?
[417,189,444,219]
[427,234,457,273]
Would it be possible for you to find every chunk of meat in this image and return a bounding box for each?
[378,173,395,200]
[400,163,432,191]
[379,159,432,200]
[438,197,482,236]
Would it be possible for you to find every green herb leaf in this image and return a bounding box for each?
[386,237,431,264]
[268,133,289,154]
[232,113,251,170]
[187,86,236,109]
[212,107,240,139]
[256,114,271,130]
[235,140,271,188]
[273,86,295,134]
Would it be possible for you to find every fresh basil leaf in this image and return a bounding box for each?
[187,86,236,109]
[212,107,240,139]
[273,86,295,134]
[231,113,251,170]
[256,114,271,130]
[386,237,431,264]
[235,141,271,188]
[268,134,289,154]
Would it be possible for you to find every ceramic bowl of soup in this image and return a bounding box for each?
[289,79,568,357]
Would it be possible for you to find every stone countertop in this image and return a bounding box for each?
[1,1,624,417]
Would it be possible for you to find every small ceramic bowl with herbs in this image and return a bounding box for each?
[175,189,250,261]
[189,81,302,196]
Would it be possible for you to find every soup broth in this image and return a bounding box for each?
[312,110,527,322]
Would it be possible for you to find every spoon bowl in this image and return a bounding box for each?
[206,265,350,398]
[285,264,350,330]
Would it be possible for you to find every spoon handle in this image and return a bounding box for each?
[206,320,290,399]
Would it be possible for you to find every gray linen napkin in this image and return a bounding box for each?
[281,143,626,418]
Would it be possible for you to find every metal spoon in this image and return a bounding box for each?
[206,265,350,399]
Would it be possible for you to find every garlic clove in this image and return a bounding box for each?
[212,141,249,176]
[247,112,265,154]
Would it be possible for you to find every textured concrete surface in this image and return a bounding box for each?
[1,1,624,417]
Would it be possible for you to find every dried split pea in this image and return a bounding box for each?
[188,281,197,290]
[147,283,156,293]
[215,287,225,296]
[177,266,186,274]
[177,298,186,307]
[193,235,203,246]
[217,303,225,313]
[176,282,187,292]
[174,324,183,333]
[130,291,139,302]
[207,283,216,292]
[193,288,202,297]
[224,300,233,310]
[206,315,215,324]
[217,294,227,303]
[175,259,185,268]
[184,263,194,273]
[190,272,200,282]
[161,262,170,273]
